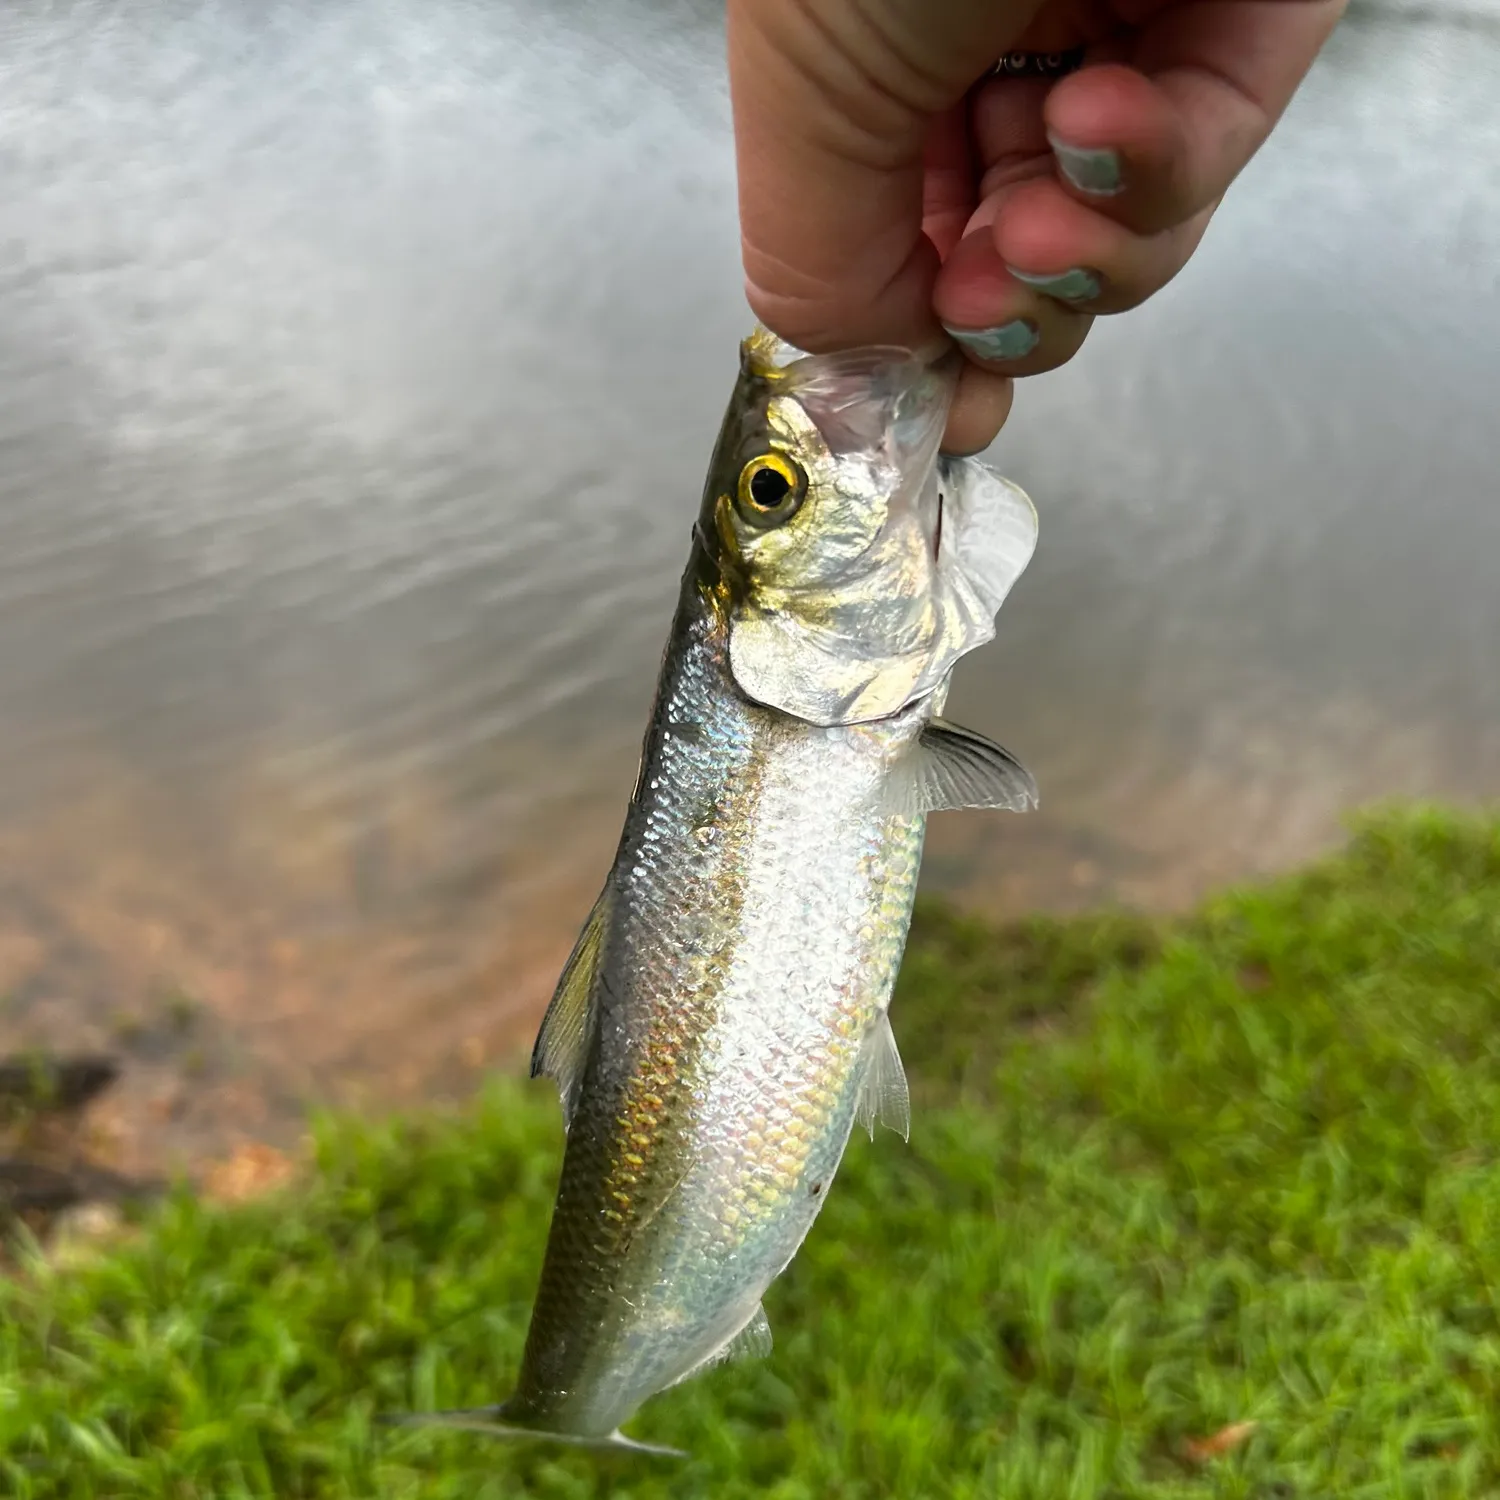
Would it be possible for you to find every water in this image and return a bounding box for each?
[1,0,1497,1171]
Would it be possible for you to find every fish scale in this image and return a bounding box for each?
[386,331,1040,1454]
[506,590,922,1433]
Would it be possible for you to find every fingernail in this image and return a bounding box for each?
[1047,133,1123,196]
[1007,266,1102,304]
[943,320,1040,363]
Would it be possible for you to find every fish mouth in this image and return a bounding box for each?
[740,326,915,382]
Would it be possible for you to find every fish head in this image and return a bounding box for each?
[696,327,1039,727]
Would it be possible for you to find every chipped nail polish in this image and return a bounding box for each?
[944,320,1040,363]
[1008,266,1102,304]
[1047,134,1123,197]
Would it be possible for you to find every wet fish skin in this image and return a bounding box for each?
[510,582,931,1438]
[401,330,1039,1451]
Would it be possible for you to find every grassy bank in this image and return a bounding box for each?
[3,804,1499,1497]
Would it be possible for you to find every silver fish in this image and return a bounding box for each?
[398,329,1038,1455]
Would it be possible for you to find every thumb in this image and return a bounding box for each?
[727,0,1044,356]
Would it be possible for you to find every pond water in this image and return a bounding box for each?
[1,0,1497,1172]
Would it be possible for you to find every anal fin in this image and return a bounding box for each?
[530,884,612,1128]
[855,1013,911,1142]
[725,1304,773,1363]
[885,717,1037,817]
[664,1304,773,1390]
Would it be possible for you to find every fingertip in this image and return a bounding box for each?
[931,227,1016,332]
[986,177,1088,272]
[933,228,1093,377]
[986,164,1219,317]
[1043,65,1191,228]
[1044,64,1173,162]
[942,367,1014,456]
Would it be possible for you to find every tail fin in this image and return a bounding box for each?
[377,1407,686,1460]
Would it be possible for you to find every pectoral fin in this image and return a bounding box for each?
[529,884,612,1128]
[885,718,1038,817]
[855,1012,911,1142]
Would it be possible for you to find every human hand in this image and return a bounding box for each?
[727,0,1345,453]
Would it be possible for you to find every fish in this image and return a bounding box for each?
[388,327,1039,1455]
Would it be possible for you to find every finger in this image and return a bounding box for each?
[967,71,1055,203]
[921,103,979,261]
[944,366,1016,456]
[933,226,1095,378]
[1041,0,1346,234]
[989,176,1217,314]
[726,0,1048,356]
[930,73,1056,451]
[971,71,1056,162]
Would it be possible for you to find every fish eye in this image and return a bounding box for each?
[735,452,807,528]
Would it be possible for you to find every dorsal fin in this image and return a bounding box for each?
[530,884,612,1128]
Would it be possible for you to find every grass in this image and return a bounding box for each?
[3,803,1500,1497]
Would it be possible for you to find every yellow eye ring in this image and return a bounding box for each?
[735,452,807,527]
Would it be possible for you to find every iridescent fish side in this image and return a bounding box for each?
[390,329,1039,1455]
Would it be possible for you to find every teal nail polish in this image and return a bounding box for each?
[944,320,1040,363]
[1047,133,1123,196]
[1008,266,1102,304]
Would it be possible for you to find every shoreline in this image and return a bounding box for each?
[5,800,1497,1494]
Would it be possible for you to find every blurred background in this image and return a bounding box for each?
[0,0,1496,1175]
